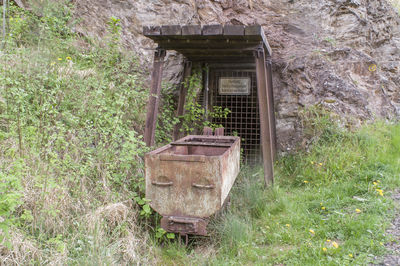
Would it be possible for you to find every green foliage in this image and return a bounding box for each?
[156,69,231,142]
[204,105,231,130]
[1,1,73,48]
[179,69,204,134]
[0,2,151,262]
[159,113,400,265]
[155,227,175,243]
[0,160,24,247]
[178,69,231,135]
[156,85,180,144]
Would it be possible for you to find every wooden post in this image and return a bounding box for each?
[173,60,192,140]
[266,55,277,161]
[144,48,166,147]
[254,47,274,186]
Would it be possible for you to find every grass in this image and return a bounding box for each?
[1,1,400,265]
[158,118,400,265]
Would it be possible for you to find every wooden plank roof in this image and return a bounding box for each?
[143,25,272,61]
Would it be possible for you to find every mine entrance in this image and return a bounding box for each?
[143,24,276,185]
[209,69,261,164]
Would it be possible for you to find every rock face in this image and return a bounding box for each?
[73,0,400,149]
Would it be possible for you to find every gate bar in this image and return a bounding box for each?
[254,46,274,186]
[173,60,192,140]
[145,48,166,147]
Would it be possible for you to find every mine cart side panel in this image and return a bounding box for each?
[220,138,241,204]
[145,154,222,218]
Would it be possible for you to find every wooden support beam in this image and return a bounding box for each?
[266,56,277,161]
[173,60,192,140]
[144,48,166,147]
[223,25,245,36]
[245,25,272,56]
[143,26,161,36]
[161,25,181,36]
[202,25,223,35]
[182,25,202,35]
[254,47,274,187]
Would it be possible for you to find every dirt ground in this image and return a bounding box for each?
[377,191,400,265]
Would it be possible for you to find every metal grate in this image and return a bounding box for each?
[209,70,261,164]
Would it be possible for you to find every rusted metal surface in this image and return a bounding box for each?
[255,47,274,186]
[202,127,213,136]
[145,135,240,234]
[161,216,208,236]
[214,127,224,136]
[144,48,166,147]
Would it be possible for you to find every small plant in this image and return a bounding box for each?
[323,36,336,46]
[155,227,175,243]
[178,69,231,135]
[134,196,152,218]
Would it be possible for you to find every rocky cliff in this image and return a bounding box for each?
[72,0,400,149]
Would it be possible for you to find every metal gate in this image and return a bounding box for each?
[209,69,261,164]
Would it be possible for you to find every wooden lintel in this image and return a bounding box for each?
[224,25,245,36]
[158,40,262,50]
[143,24,272,56]
[202,25,223,35]
[182,25,202,35]
[245,25,272,56]
[245,25,263,36]
[161,25,181,36]
[143,26,161,36]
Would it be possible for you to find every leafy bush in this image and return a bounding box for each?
[0,2,153,264]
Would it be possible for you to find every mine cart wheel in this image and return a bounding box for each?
[178,233,190,246]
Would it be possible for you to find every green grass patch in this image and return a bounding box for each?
[159,120,400,265]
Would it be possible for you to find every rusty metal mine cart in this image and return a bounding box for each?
[145,135,240,236]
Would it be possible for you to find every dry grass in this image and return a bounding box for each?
[0,229,41,265]
[84,201,155,264]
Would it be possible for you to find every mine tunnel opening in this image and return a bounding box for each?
[209,69,261,164]
[143,24,276,192]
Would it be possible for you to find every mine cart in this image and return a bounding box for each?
[145,135,240,236]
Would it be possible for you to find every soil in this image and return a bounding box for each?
[376,191,400,265]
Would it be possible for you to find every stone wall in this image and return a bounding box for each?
[72,0,400,149]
